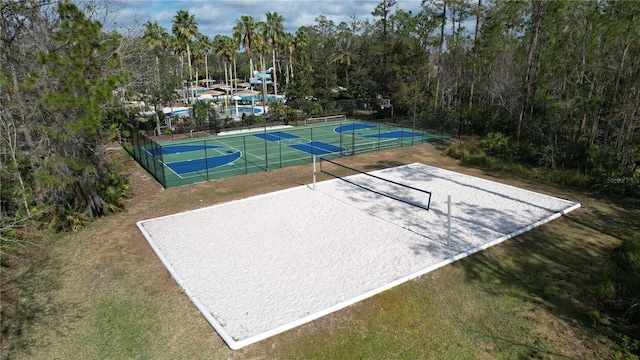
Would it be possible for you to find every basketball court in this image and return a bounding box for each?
[137,162,580,350]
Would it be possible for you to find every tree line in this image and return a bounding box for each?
[1,0,639,249]
[139,0,639,192]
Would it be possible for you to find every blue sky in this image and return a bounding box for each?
[114,0,424,37]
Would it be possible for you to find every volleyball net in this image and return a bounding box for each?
[316,157,432,211]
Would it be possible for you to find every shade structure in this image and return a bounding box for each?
[234,89,261,96]
[200,89,225,96]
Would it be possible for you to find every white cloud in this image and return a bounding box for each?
[115,0,424,37]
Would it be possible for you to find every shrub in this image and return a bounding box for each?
[590,170,640,197]
[267,100,285,121]
[444,141,475,161]
[481,132,512,159]
[544,168,589,188]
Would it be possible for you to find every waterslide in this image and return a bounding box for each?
[161,105,266,119]
[250,67,273,85]
[162,107,190,117]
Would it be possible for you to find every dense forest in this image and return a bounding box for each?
[1,0,639,354]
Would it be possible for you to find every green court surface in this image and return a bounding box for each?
[128,120,446,188]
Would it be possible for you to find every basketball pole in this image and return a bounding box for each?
[447,195,452,247]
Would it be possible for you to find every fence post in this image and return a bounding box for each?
[204,140,209,181]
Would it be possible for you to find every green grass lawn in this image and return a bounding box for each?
[2,143,637,359]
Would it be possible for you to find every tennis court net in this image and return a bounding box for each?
[304,114,346,125]
[318,158,432,211]
[343,137,401,156]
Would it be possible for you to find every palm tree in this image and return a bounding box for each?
[192,36,204,87]
[142,21,168,85]
[280,32,294,86]
[330,36,360,86]
[197,34,214,84]
[265,12,285,96]
[294,27,309,48]
[254,25,270,109]
[142,21,169,131]
[172,10,198,102]
[166,34,183,80]
[214,35,235,106]
[230,36,240,95]
[234,15,256,75]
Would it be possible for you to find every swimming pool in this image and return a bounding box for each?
[221,105,265,118]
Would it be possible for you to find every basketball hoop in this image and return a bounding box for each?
[380,98,391,109]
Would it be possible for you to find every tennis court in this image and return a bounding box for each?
[137,162,580,350]
[125,118,444,187]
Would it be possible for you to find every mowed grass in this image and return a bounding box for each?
[2,143,637,359]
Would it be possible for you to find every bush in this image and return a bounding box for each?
[99,170,130,212]
[464,105,512,135]
[310,102,323,115]
[544,168,589,188]
[444,140,477,161]
[617,336,640,360]
[192,102,210,126]
[242,114,257,126]
[481,132,512,159]
[267,100,285,121]
[590,170,640,197]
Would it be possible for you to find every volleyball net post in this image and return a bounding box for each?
[312,155,317,190]
[447,195,452,247]
[311,157,463,247]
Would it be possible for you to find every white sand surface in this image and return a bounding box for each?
[137,163,580,349]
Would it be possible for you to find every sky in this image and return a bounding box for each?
[113,0,424,37]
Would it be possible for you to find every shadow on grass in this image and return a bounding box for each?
[1,247,63,355]
[481,332,576,359]
[568,195,640,240]
[459,198,640,352]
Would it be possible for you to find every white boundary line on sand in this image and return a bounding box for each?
[136,164,581,350]
[137,185,310,349]
[137,222,239,347]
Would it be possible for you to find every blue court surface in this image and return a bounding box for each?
[166,150,242,175]
[146,144,224,156]
[132,120,449,188]
[288,141,345,155]
[253,131,300,142]
[362,130,424,139]
[334,123,376,133]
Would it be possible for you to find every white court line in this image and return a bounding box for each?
[138,163,580,350]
